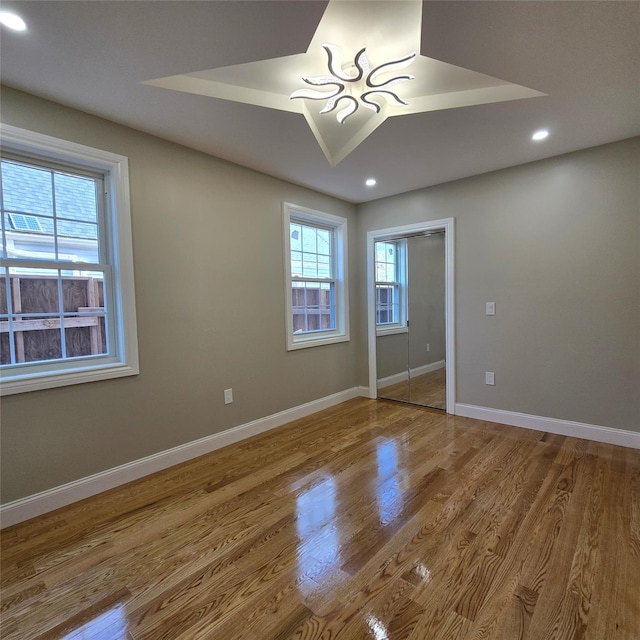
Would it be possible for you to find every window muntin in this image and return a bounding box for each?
[0,124,138,394]
[283,203,349,350]
[375,240,406,333]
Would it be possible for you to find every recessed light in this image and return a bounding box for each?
[532,129,549,141]
[365,178,377,187]
[0,11,27,31]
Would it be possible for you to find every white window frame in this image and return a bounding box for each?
[283,202,349,350]
[0,124,139,395]
[375,238,407,336]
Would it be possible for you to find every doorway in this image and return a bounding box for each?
[366,218,455,413]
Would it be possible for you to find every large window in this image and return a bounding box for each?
[283,203,349,350]
[0,124,138,394]
[375,239,407,334]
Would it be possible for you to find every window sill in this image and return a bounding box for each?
[287,331,350,351]
[376,326,408,337]
[0,361,139,395]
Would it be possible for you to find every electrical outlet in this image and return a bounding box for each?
[485,372,495,386]
[426,343,430,352]
[224,388,233,404]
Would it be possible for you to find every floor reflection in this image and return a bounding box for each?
[376,439,406,526]
[366,614,390,640]
[62,604,127,640]
[296,476,340,595]
[414,561,432,584]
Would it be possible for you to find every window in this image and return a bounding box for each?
[375,239,406,334]
[283,202,349,350]
[0,124,138,394]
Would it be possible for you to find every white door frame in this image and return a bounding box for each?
[367,218,456,413]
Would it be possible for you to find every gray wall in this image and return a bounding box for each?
[0,87,359,503]
[1,86,638,506]
[357,138,640,432]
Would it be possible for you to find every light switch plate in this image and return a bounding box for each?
[486,302,496,316]
[485,372,495,385]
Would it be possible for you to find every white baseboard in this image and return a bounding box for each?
[377,361,445,388]
[0,387,362,528]
[455,403,640,450]
[411,360,445,377]
[377,371,408,387]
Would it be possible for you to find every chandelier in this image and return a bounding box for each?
[290,44,416,124]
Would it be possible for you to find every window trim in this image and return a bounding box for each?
[283,202,349,350]
[0,123,139,395]
[375,239,407,336]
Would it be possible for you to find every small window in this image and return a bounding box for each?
[375,239,407,334]
[283,203,349,350]
[0,124,138,394]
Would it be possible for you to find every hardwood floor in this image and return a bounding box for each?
[1,398,639,639]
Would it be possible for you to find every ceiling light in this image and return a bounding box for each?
[0,11,27,31]
[532,129,549,141]
[365,178,377,187]
[290,44,415,124]
[145,0,545,166]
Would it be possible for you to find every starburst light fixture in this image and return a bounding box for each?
[144,0,545,166]
[290,45,416,124]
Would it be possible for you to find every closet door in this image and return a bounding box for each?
[407,234,446,409]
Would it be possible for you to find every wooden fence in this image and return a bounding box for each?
[0,275,105,365]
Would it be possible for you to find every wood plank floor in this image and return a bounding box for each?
[379,369,446,410]
[1,398,639,639]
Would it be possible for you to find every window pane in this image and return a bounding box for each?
[0,269,109,364]
[2,161,101,264]
[317,253,330,279]
[54,172,98,224]
[0,267,6,314]
[3,213,56,261]
[0,268,8,364]
[12,269,61,314]
[65,315,107,357]
[302,252,318,278]
[19,315,63,362]
[301,225,317,254]
[5,268,64,364]
[317,229,330,256]
[0,332,9,365]
[376,284,398,325]
[62,274,104,312]
[290,223,302,252]
[375,241,397,284]
[1,160,54,217]
[385,263,396,282]
[292,282,335,333]
[56,220,99,263]
[293,223,334,281]
[291,250,303,277]
[57,220,98,241]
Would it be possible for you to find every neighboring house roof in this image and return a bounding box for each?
[2,160,98,240]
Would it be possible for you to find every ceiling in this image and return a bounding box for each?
[1,1,638,203]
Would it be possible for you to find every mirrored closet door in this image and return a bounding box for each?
[376,232,446,410]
